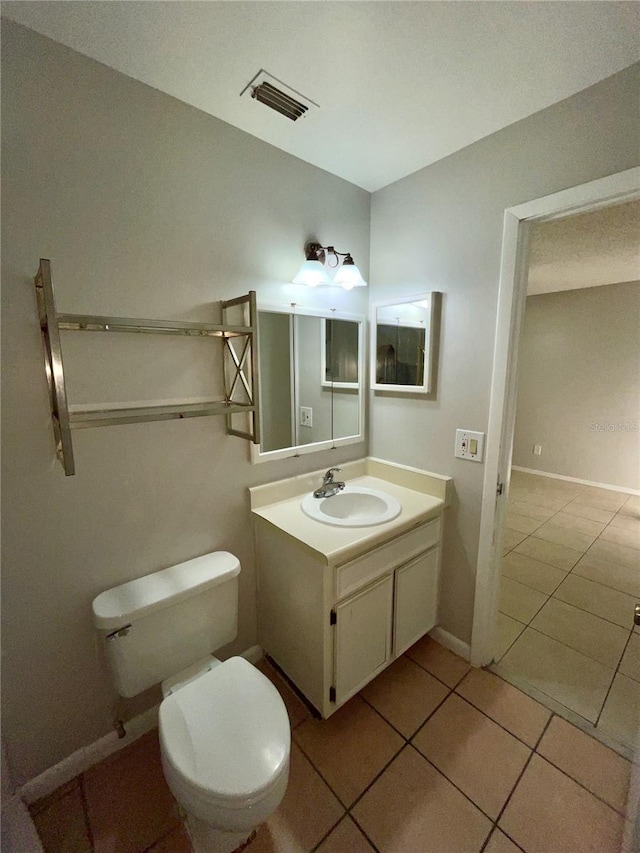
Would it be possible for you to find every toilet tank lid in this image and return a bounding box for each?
[92,551,240,631]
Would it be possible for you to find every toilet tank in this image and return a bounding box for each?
[92,551,240,698]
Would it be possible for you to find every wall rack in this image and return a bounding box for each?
[34,258,260,477]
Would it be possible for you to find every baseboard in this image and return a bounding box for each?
[17,644,264,805]
[429,626,471,662]
[511,466,640,496]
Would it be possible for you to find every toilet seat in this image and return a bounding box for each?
[159,657,290,811]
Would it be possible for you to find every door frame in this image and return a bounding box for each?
[470,166,640,668]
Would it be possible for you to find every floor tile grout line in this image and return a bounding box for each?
[308,813,352,853]
[549,584,637,632]
[508,614,626,673]
[344,813,383,853]
[533,745,631,817]
[405,741,501,826]
[489,712,555,836]
[451,688,547,752]
[358,683,453,744]
[594,627,635,728]
[404,651,471,692]
[78,772,95,852]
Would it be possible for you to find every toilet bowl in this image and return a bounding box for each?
[159,656,290,853]
[92,551,291,853]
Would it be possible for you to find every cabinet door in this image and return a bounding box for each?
[334,574,393,705]
[394,549,439,656]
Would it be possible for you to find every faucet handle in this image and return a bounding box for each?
[324,467,342,482]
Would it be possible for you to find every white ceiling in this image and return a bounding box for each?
[528,200,640,295]
[4,1,640,191]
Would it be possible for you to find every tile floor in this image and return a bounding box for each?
[495,470,640,749]
[29,638,632,853]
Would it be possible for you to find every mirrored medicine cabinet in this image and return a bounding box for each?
[252,305,365,463]
[371,292,441,394]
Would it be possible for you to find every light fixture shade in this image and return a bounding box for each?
[292,259,331,286]
[333,262,367,289]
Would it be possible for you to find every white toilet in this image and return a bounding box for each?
[92,551,290,853]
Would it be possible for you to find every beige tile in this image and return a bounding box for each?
[502,528,528,552]
[499,576,548,624]
[513,491,571,511]
[31,779,91,853]
[533,521,596,553]
[572,488,629,512]
[499,754,624,853]
[619,633,640,682]
[405,635,470,687]
[360,656,449,738]
[562,502,616,524]
[537,716,631,814]
[352,746,491,853]
[293,695,403,807]
[493,612,526,661]
[484,829,522,853]
[600,524,640,550]
[514,536,583,570]
[573,554,640,599]
[508,500,556,522]
[553,573,637,629]
[530,598,628,668]
[456,668,551,747]
[500,628,615,723]
[619,495,640,519]
[315,817,375,853]
[412,694,530,819]
[610,513,640,532]
[246,743,344,853]
[257,658,310,728]
[586,538,640,569]
[505,511,543,534]
[147,825,192,852]
[501,552,566,595]
[552,511,606,537]
[599,673,640,749]
[84,731,181,853]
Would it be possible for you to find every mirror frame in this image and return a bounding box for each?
[251,304,366,464]
[370,292,441,394]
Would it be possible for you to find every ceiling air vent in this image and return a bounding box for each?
[240,70,318,122]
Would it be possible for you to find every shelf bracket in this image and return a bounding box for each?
[35,259,76,476]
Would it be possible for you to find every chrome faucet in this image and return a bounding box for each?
[313,467,346,499]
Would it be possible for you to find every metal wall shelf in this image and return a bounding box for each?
[34,259,260,476]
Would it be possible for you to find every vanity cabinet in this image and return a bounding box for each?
[255,514,442,718]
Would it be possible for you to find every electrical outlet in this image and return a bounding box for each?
[300,406,313,427]
[455,429,485,462]
[533,445,542,456]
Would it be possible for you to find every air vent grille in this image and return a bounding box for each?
[252,81,308,121]
[240,70,318,122]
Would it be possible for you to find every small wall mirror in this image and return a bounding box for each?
[371,292,441,394]
[253,306,364,462]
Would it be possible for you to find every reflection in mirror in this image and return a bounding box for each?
[371,293,440,394]
[254,308,364,462]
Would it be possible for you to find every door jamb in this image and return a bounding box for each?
[470,167,640,668]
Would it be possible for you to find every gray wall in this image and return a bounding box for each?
[1,22,370,784]
[369,62,640,644]
[512,282,640,490]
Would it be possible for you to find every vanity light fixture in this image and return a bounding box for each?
[292,242,367,290]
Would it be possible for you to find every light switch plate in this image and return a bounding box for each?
[300,406,313,427]
[455,429,485,462]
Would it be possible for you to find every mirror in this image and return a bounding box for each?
[254,307,364,462]
[371,292,441,394]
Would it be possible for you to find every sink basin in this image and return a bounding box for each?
[301,486,402,527]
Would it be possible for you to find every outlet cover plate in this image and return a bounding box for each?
[455,429,485,462]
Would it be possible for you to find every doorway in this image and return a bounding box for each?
[471,167,640,749]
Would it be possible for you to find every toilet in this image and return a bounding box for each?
[92,551,290,853]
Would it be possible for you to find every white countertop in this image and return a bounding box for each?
[251,473,445,566]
